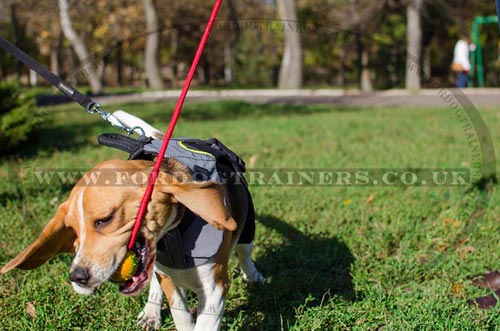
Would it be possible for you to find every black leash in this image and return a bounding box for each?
[0,35,98,113]
[0,35,138,133]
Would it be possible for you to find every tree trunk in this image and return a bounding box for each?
[224,40,233,83]
[29,70,37,87]
[50,50,59,76]
[351,0,372,92]
[58,0,103,94]
[276,0,302,89]
[405,0,423,90]
[336,45,345,87]
[360,49,372,92]
[423,46,431,81]
[224,0,240,84]
[354,31,372,93]
[0,1,8,23]
[50,33,63,75]
[66,47,77,86]
[10,3,21,79]
[116,41,123,86]
[141,0,164,90]
[169,32,178,87]
[202,57,210,84]
[50,44,60,76]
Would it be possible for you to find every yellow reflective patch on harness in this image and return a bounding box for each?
[177,140,216,158]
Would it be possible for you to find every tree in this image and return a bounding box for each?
[223,0,240,84]
[141,0,164,89]
[0,1,7,23]
[277,0,302,89]
[1,0,495,90]
[0,81,45,153]
[323,0,387,91]
[405,0,423,90]
[58,0,103,94]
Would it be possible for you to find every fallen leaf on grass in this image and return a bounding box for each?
[456,236,470,246]
[438,242,448,251]
[366,194,375,204]
[471,271,500,290]
[456,245,475,258]
[417,255,429,264]
[355,318,366,325]
[431,238,448,252]
[26,302,36,319]
[441,217,461,227]
[247,154,258,169]
[451,283,466,297]
[468,290,500,309]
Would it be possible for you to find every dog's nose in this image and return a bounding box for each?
[69,267,90,285]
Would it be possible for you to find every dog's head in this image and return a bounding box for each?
[0,159,237,296]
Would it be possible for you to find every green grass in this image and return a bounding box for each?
[1,100,500,330]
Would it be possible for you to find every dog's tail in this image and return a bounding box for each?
[112,110,164,140]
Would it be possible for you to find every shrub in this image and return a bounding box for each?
[0,81,45,153]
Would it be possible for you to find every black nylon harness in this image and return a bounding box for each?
[98,133,255,269]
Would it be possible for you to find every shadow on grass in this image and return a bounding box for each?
[9,121,109,159]
[12,100,362,160]
[119,100,359,125]
[228,214,356,329]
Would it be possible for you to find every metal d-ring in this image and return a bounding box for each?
[87,102,101,114]
[127,126,146,137]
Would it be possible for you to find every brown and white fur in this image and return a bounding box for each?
[0,112,264,331]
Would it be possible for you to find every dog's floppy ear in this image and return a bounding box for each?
[157,174,237,231]
[0,201,76,274]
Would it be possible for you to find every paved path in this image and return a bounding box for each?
[95,88,500,108]
[36,88,500,108]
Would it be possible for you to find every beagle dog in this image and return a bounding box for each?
[0,112,264,331]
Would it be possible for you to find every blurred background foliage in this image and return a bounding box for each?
[0,0,498,91]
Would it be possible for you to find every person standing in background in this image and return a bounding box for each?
[452,36,471,88]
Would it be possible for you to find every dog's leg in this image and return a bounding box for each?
[192,262,228,331]
[137,271,164,330]
[168,286,196,331]
[235,243,265,283]
[156,272,196,331]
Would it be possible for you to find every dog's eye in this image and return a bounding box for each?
[94,212,115,230]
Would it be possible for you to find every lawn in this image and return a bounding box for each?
[1,99,500,330]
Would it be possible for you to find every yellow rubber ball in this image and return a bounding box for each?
[111,250,139,282]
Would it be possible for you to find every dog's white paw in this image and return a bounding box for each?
[242,268,265,283]
[137,308,162,330]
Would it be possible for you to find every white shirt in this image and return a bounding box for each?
[453,39,471,71]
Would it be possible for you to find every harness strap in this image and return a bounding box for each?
[156,208,197,269]
[98,133,153,160]
[182,138,246,173]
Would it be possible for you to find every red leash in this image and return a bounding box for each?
[128,0,223,250]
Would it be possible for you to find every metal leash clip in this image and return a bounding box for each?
[89,102,145,137]
[86,102,101,114]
